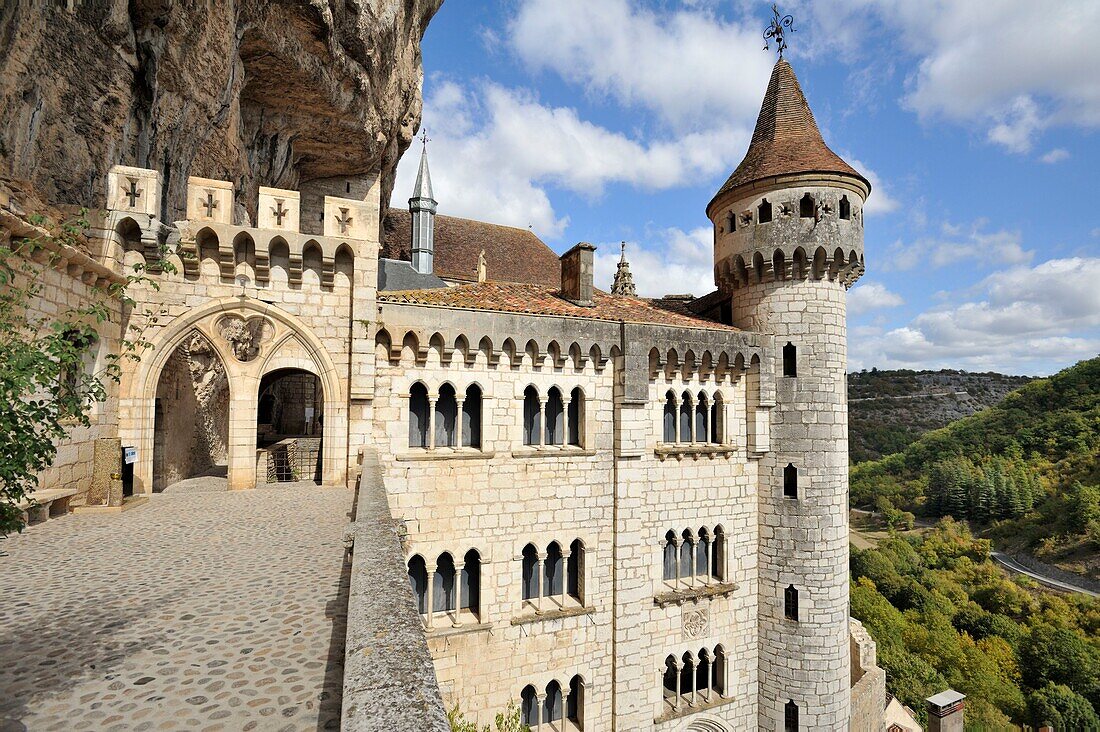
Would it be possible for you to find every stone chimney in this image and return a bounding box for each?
[560,242,596,306]
[926,690,965,732]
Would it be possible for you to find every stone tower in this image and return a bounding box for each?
[409,139,437,274]
[707,58,868,730]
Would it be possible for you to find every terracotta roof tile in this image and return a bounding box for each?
[381,209,561,287]
[709,60,868,210]
[378,282,739,331]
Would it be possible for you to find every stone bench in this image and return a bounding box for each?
[17,488,80,526]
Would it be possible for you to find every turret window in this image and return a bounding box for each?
[784,463,798,499]
[799,193,815,218]
[785,700,799,731]
[782,342,797,377]
[784,584,799,621]
[758,198,773,224]
[725,211,736,233]
[839,195,851,220]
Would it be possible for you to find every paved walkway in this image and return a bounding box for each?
[0,483,354,731]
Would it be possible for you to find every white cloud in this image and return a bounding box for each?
[849,257,1100,375]
[593,227,716,299]
[394,80,747,239]
[508,0,774,132]
[1039,148,1070,164]
[847,157,899,216]
[799,0,1100,153]
[883,220,1032,272]
[848,282,904,316]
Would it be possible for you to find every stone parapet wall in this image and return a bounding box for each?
[342,448,450,731]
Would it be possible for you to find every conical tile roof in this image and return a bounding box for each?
[709,59,868,211]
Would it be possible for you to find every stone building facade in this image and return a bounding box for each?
[7,57,914,730]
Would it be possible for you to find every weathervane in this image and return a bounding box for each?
[419,128,431,148]
[763,4,795,57]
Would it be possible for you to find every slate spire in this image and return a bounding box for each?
[409,130,437,274]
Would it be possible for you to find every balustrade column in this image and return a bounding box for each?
[425,570,436,629]
[428,396,438,450]
[559,549,571,607]
[455,398,465,448]
[535,552,546,614]
[673,659,683,710]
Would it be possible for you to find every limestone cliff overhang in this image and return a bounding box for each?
[706,59,870,219]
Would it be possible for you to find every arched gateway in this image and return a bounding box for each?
[121,297,346,492]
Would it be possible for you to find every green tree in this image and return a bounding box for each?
[448,701,529,732]
[1026,683,1100,730]
[0,212,169,535]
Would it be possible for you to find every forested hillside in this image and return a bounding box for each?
[851,356,1100,577]
[848,369,1033,462]
[851,521,1100,729]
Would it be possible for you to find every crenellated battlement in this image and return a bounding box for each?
[98,165,379,290]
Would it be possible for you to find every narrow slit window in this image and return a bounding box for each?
[784,463,798,499]
[784,584,799,621]
[785,700,799,732]
[839,195,851,220]
[783,342,797,377]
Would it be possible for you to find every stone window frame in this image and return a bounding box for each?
[406,547,483,630]
[659,525,727,589]
[520,383,587,452]
[516,537,590,617]
[519,673,586,730]
[405,379,486,454]
[658,388,727,448]
[660,644,728,714]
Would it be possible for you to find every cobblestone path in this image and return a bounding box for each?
[0,483,354,732]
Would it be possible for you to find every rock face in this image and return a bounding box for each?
[0,0,441,223]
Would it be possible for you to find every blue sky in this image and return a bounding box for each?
[394,0,1100,376]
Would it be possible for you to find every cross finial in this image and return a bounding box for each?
[763,4,795,58]
[419,128,430,149]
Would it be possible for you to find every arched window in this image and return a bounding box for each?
[679,391,692,442]
[567,387,583,446]
[407,555,428,614]
[546,386,565,445]
[409,382,429,448]
[433,554,456,613]
[680,652,695,705]
[663,655,678,701]
[520,685,538,727]
[695,393,708,443]
[697,528,711,578]
[567,539,585,604]
[545,542,564,597]
[269,237,290,283]
[435,384,457,448]
[785,700,799,732]
[712,526,726,581]
[758,198,773,224]
[544,680,563,724]
[696,648,712,701]
[462,384,482,448]
[784,463,798,499]
[460,549,481,618]
[710,394,723,444]
[302,242,323,285]
[783,342,797,377]
[521,543,540,601]
[839,195,851,220]
[679,530,694,581]
[663,391,676,443]
[725,210,736,233]
[523,386,541,446]
[785,584,799,621]
[334,244,354,287]
[567,675,584,727]
[663,530,677,582]
[800,192,815,218]
[713,646,727,696]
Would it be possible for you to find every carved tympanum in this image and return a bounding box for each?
[216,315,274,362]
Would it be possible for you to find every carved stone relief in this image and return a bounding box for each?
[682,605,710,640]
[216,315,274,362]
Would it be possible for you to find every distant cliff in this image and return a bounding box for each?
[0,0,442,221]
[848,369,1033,463]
